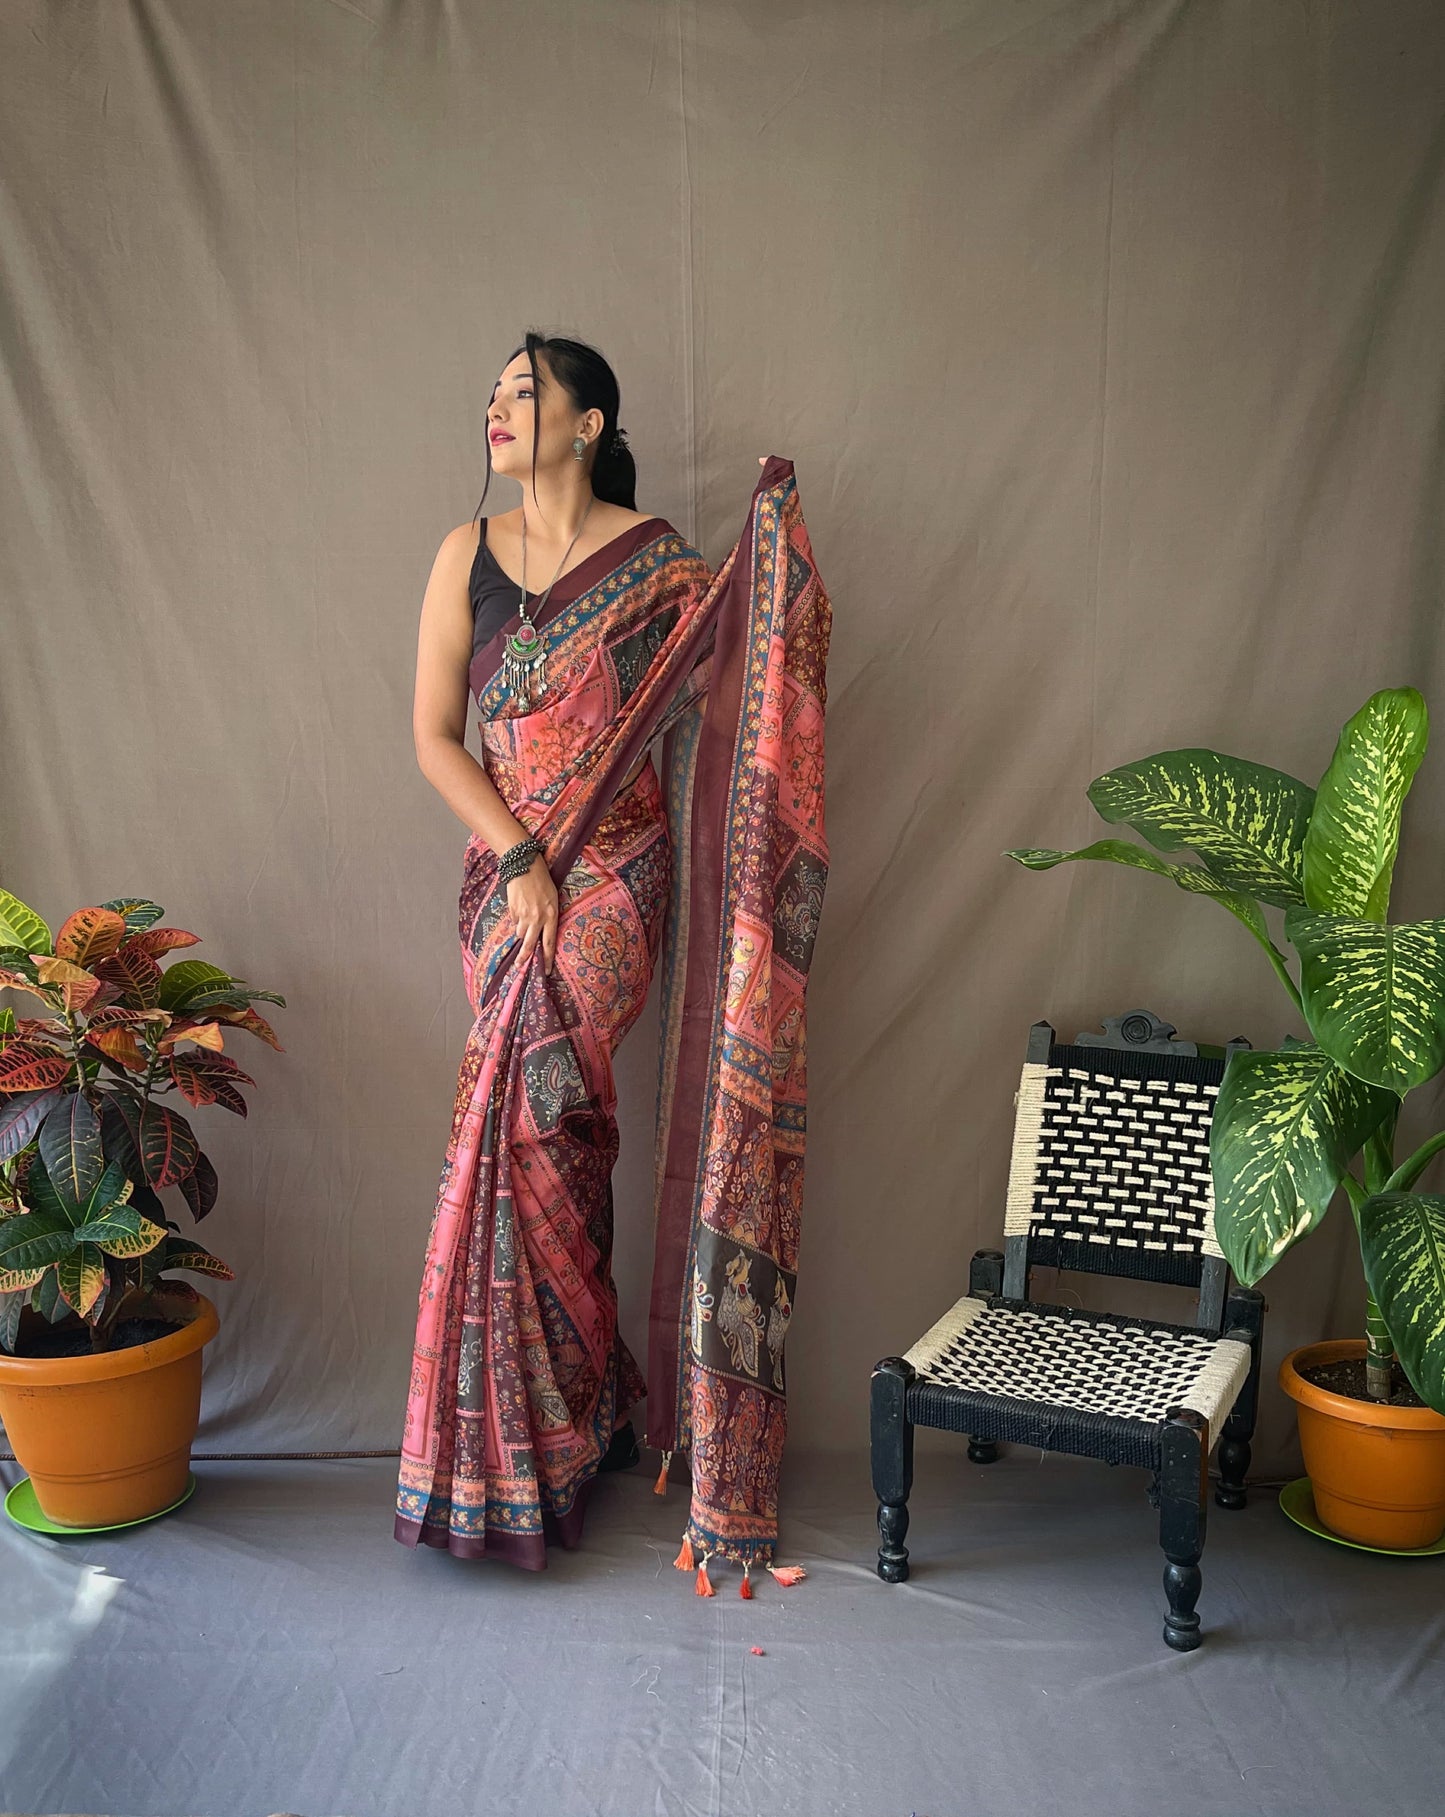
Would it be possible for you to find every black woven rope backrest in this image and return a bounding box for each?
[1005,1037,1229,1291]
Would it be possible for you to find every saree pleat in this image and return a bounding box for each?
[395,457,830,1569]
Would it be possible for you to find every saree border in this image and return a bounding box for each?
[646,493,761,1453]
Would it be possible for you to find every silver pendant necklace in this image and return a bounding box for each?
[501,496,595,700]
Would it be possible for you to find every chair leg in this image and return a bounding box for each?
[1159,1407,1208,1652]
[965,1254,1003,1464]
[1215,1287,1265,1511]
[1215,1427,1251,1511]
[871,1356,915,1583]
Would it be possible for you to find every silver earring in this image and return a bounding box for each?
[572,436,587,461]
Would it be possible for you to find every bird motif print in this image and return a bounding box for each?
[717,1251,767,1378]
[766,1274,791,1391]
[690,1264,715,1360]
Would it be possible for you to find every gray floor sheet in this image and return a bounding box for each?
[1,1444,1440,1817]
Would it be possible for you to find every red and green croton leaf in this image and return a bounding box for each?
[54,1244,106,1318]
[214,1005,285,1052]
[160,1237,234,1280]
[123,925,202,959]
[91,945,164,1010]
[85,1026,150,1071]
[159,1020,225,1054]
[31,956,104,1014]
[0,967,57,1005]
[0,1040,73,1092]
[55,907,129,969]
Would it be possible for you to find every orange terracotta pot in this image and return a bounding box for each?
[1279,1338,1445,1550]
[0,1291,218,1528]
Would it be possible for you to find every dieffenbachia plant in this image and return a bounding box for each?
[1005,688,1445,1412]
[0,890,285,1353]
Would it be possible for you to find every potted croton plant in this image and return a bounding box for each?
[1006,687,1445,1550]
[0,886,284,1529]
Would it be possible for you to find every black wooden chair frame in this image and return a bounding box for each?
[870,1011,1267,1651]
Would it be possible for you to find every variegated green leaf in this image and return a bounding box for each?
[0,888,52,955]
[1359,1193,1445,1412]
[0,1086,64,1162]
[0,1211,76,1276]
[1303,688,1428,923]
[0,1288,26,1352]
[80,1157,133,1222]
[0,1263,49,1293]
[1006,840,1290,973]
[1286,910,1445,1093]
[1211,1046,1395,1286]
[54,1242,106,1318]
[18,1153,82,1228]
[159,1237,235,1281]
[101,897,167,932]
[1087,752,1314,908]
[157,960,235,1013]
[38,1092,104,1206]
[34,1269,68,1323]
[74,1206,166,1258]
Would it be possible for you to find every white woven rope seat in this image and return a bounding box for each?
[903,1295,1251,1439]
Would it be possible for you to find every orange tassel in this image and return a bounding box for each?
[695,1554,715,1597]
[766,1564,807,1587]
[653,1449,673,1496]
[673,1533,694,1571]
[739,1565,753,1599]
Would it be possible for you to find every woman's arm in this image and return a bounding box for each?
[413,524,559,971]
[412,524,531,854]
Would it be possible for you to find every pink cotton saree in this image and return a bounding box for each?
[395,456,831,1574]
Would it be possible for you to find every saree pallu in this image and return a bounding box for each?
[395,455,831,1571]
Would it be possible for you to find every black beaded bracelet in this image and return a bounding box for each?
[497,835,544,883]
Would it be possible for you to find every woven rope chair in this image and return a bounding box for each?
[870,1011,1266,1651]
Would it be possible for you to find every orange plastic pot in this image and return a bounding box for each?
[1280,1338,1445,1549]
[0,1291,218,1528]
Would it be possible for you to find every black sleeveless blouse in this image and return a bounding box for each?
[468,519,542,665]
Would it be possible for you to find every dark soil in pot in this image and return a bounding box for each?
[1297,1355,1427,1409]
[12,1315,187,1359]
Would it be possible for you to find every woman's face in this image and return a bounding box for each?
[486,351,599,478]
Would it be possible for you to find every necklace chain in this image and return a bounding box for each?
[502,497,595,701]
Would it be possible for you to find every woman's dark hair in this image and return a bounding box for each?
[473,329,637,523]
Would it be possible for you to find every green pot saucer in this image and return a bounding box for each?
[1279,1476,1445,1557]
[4,1472,197,1536]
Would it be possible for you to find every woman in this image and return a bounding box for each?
[396,331,831,1593]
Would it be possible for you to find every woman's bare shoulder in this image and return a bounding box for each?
[590,504,664,538]
[433,518,483,571]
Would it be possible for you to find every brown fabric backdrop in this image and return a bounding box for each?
[3,0,1444,1478]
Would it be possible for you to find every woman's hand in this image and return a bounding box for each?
[506,855,559,974]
